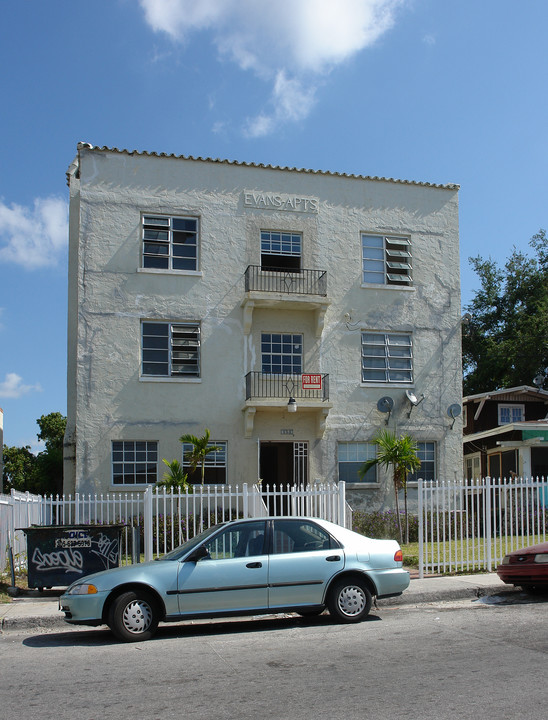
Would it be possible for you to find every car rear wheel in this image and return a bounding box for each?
[108,590,159,642]
[327,578,372,623]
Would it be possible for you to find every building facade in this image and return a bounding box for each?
[64,143,463,510]
[463,386,548,480]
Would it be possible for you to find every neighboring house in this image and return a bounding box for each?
[64,142,462,511]
[463,386,548,480]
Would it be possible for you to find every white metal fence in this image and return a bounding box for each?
[1,482,351,572]
[418,477,548,578]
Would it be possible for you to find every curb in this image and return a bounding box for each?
[1,582,514,633]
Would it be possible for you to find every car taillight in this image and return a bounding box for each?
[394,549,403,563]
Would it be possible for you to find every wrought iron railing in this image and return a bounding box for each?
[244,265,327,296]
[245,372,329,401]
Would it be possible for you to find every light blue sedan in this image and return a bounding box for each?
[60,517,409,642]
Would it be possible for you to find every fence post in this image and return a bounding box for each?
[418,478,424,579]
[144,486,153,561]
[338,481,346,527]
[485,476,492,571]
[243,483,249,518]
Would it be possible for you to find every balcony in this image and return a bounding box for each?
[241,266,330,336]
[243,372,332,438]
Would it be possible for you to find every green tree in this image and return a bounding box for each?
[358,430,421,544]
[2,445,38,493]
[2,412,66,495]
[179,428,221,487]
[156,459,191,492]
[462,230,548,395]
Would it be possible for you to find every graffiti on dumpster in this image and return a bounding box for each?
[32,547,85,574]
[30,530,120,575]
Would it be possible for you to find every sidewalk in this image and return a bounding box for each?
[0,573,514,633]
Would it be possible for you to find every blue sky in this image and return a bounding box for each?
[1,0,547,451]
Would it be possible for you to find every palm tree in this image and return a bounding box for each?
[156,459,191,492]
[179,428,221,487]
[358,429,421,544]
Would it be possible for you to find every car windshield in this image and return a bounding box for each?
[157,523,225,561]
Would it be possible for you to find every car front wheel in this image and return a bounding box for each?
[327,578,372,623]
[108,590,159,642]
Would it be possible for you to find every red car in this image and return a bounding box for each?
[497,541,548,593]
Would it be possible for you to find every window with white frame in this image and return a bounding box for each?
[112,441,158,485]
[261,333,303,374]
[362,234,412,286]
[338,442,377,484]
[498,404,524,425]
[261,231,302,272]
[142,215,198,271]
[141,321,200,377]
[408,442,436,482]
[182,440,227,484]
[361,332,413,384]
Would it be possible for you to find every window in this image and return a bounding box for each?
[361,332,413,383]
[261,231,301,272]
[408,442,436,482]
[142,215,198,271]
[362,234,411,286]
[182,440,227,484]
[141,322,200,377]
[261,333,302,374]
[271,519,335,554]
[203,521,266,560]
[498,404,524,425]
[338,442,377,484]
[112,441,158,485]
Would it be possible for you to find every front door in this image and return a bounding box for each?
[260,442,308,513]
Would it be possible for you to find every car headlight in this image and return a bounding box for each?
[534,554,548,563]
[501,556,511,565]
[66,583,98,595]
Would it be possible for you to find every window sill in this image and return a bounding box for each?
[360,382,414,389]
[346,483,381,489]
[360,283,414,291]
[138,268,203,277]
[140,376,202,383]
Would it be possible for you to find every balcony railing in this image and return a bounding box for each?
[245,372,329,401]
[244,266,327,296]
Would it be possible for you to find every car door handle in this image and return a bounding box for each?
[246,562,262,569]
[326,555,341,562]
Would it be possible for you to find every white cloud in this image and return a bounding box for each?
[0,196,68,269]
[0,373,42,399]
[140,0,404,134]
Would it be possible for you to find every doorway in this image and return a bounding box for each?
[259,442,308,514]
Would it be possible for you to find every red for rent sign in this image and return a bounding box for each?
[302,374,322,389]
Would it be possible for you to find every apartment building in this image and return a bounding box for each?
[64,142,462,510]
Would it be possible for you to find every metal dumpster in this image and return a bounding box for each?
[21,524,124,590]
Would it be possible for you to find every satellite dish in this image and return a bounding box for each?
[406,389,424,417]
[377,396,394,413]
[447,404,461,419]
[447,403,461,429]
[377,396,394,424]
[533,374,545,389]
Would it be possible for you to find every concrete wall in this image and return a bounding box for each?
[64,145,462,510]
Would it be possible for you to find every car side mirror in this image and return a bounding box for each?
[185,545,210,562]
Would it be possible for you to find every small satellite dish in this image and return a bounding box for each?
[447,403,461,429]
[533,374,545,389]
[406,390,418,405]
[405,389,425,417]
[377,396,394,424]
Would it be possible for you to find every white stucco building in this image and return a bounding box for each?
[64,142,463,510]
